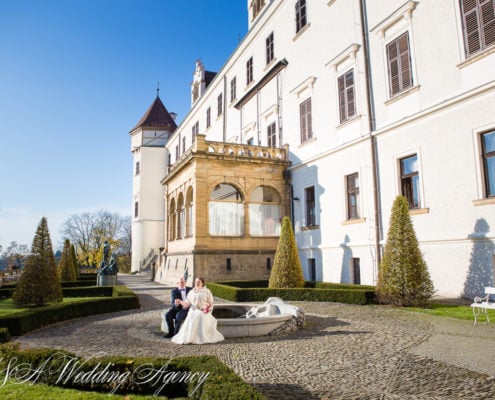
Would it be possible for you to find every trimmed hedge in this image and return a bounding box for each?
[0,327,11,343]
[0,345,267,399]
[208,280,377,304]
[0,286,140,337]
[0,285,114,299]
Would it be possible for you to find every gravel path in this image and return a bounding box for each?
[13,274,495,399]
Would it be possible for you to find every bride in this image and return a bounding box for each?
[171,277,224,345]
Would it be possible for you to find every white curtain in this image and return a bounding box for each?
[179,209,186,238]
[186,205,193,237]
[209,201,244,235]
[249,204,281,236]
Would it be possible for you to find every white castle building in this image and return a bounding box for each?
[130,0,495,299]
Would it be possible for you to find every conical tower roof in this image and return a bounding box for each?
[130,95,177,133]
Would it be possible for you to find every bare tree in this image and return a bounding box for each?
[60,210,130,268]
[2,241,30,271]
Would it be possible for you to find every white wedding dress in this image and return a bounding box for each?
[171,287,224,345]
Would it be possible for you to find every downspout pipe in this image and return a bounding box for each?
[359,0,382,272]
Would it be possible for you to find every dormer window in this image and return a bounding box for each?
[251,0,265,21]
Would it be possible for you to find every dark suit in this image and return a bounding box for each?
[165,286,191,336]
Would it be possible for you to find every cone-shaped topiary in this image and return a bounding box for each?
[70,243,79,278]
[269,216,305,288]
[13,217,63,306]
[376,196,435,306]
[58,239,76,281]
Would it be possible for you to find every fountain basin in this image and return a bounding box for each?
[212,303,295,338]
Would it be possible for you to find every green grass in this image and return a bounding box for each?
[0,380,171,399]
[404,302,495,322]
[0,298,103,317]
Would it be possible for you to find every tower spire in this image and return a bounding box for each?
[156,81,160,98]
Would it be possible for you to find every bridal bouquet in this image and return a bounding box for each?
[201,303,212,313]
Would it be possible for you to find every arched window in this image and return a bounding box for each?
[186,187,194,237]
[249,186,281,236]
[209,183,244,236]
[177,193,185,239]
[169,198,176,241]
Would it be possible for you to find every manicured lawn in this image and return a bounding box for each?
[0,298,103,317]
[404,302,495,322]
[0,380,168,399]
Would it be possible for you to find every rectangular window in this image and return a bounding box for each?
[135,161,140,176]
[308,258,316,281]
[460,0,495,57]
[305,186,316,227]
[192,120,199,137]
[386,32,413,97]
[230,77,237,102]
[299,97,312,143]
[400,154,421,209]
[206,107,211,128]
[346,173,360,219]
[267,122,277,147]
[338,69,356,123]
[246,57,253,85]
[182,136,186,154]
[482,130,495,197]
[175,144,179,161]
[252,0,265,20]
[217,93,223,116]
[134,201,139,218]
[352,258,361,284]
[266,32,274,64]
[295,0,307,33]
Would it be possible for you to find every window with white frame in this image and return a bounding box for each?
[386,32,413,97]
[192,120,199,137]
[230,77,237,102]
[267,122,277,147]
[481,130,495,197]
[135,161,140,176]
[209,184,244,236]
[217,93,223,116]
[266,32,274,64]
[251,0,265,20]
[400,154,421,209]
[246,57,254,85]
[295,0,307,33]
[305,186,316,227]
[299,97,312,143]
[206,107,211,128]
[134,201,139,218]
[459,0,495,58]
[346,173,360,219]
[338,69,356,123]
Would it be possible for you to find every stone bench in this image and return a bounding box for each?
[471,287,495,325]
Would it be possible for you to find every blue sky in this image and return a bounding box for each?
[0,0,247,250]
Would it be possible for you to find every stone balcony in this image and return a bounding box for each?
[167,134,289,176]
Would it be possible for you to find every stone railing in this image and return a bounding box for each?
[167,134,289,176]
[195,134,288,161]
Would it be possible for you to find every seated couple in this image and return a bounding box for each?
[163,276,224,345]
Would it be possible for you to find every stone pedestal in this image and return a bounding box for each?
[97,274,117,286]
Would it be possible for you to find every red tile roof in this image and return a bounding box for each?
[130,96,177,133]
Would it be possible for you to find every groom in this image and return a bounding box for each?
[164,277,191,338]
